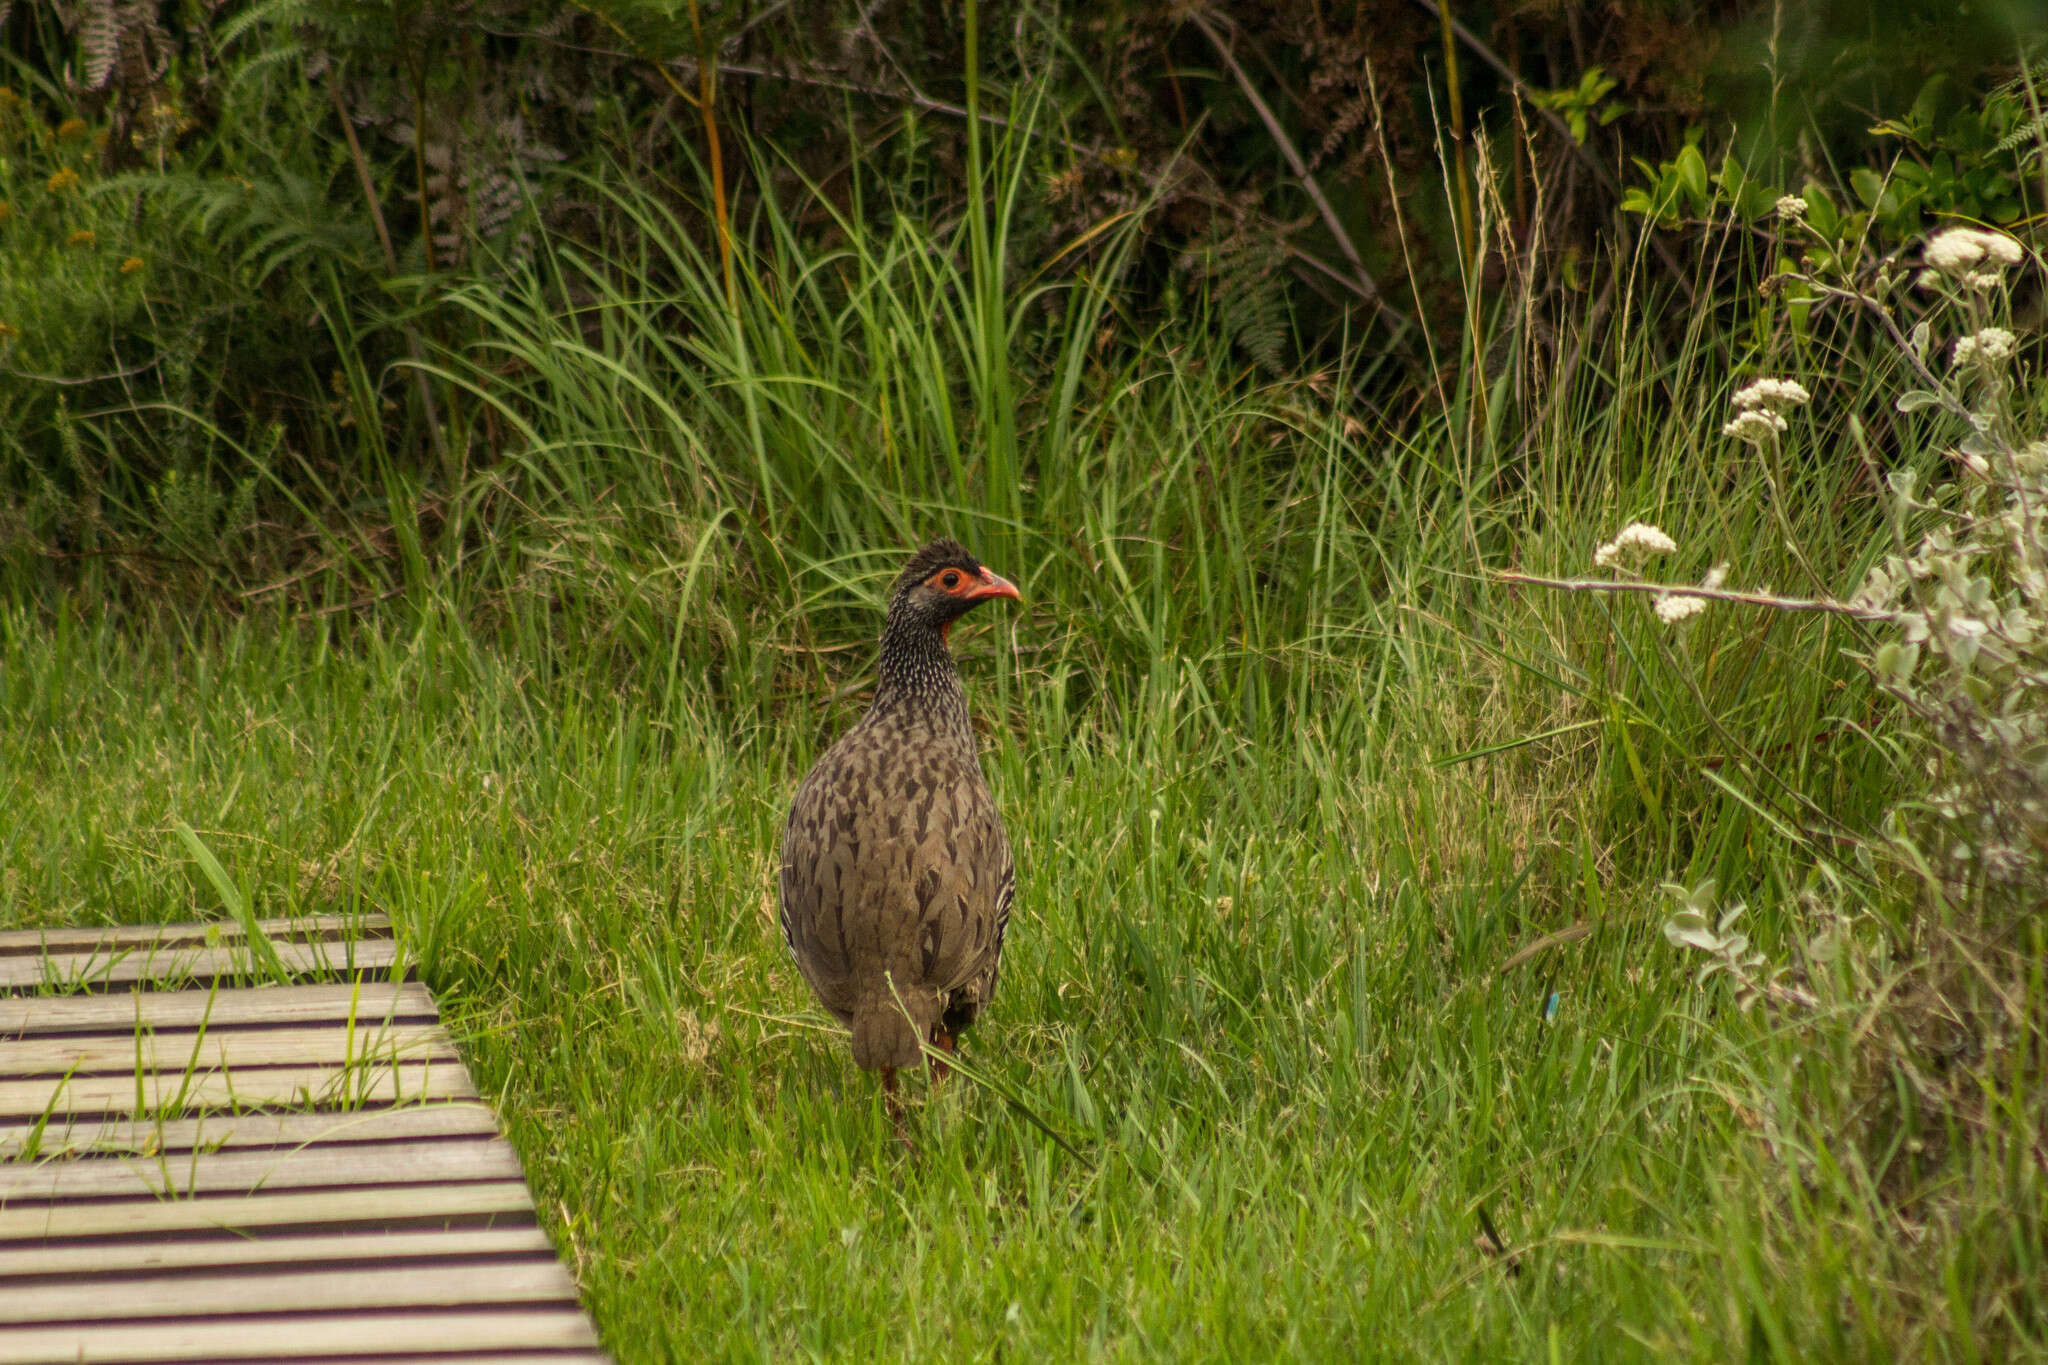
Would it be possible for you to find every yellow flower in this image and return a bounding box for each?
[120,256,145,274]
[46,167,80,194]
[0,322,18,340]
[57,117,87,141]
[68,228,96,247]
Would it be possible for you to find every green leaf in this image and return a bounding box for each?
[1874,641,1920,684]
[1676,145,1709,209]
[173,818,288,980]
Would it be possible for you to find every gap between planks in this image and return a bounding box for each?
[0,914,392,957]
[0,1178,538,1241]
[0,1223,559,1277]
[0,981,438,1038]
[0,1058,475,1119]
[0,937,404,993]
[1,1021,452,1076]
[0,1098,498,1159]
[0,1135,524,1201]
[0,1259,581,1325]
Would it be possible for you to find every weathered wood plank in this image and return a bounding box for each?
[0,1136,523,1201]
[0,1099,498,1159]
[0,1178,535,1241]
[0,1309,600,1363]
[0,929,607,1361]
[0,1259,579,1324]
[139,1358,610,1365]
[0,1058,474,1118]
[0,982,436,1038]
[0,1022,451,1077]
[0,914,392,956]
[0,938,403,993]
[0,1223,558,1276]
[152,1358,610,1365]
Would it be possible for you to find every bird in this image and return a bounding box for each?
[777,539,1020,1114]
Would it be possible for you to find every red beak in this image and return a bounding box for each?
[965,566,1021,602]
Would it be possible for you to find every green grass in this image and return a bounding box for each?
[3,129,2042,1360]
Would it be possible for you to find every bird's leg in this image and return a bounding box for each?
[880,1067,910,1147]
[928,1029,956,1084]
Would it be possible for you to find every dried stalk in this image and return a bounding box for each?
[686,0,737,310]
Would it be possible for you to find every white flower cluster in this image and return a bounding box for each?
[1924,227,2025,274]
[1952,327,2017,369]
[1773,195,1808,221]
[1655,593,1706,624]
[1595,522,1677,570]
[1654,563,1728,625]
[1723,409,1787,443]
[1733,378,1811,412]
[1723,376,1809,443]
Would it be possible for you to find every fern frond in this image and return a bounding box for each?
[78,0,121,89]
[213,0,320,52]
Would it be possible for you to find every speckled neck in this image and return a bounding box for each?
[873,614,971,737]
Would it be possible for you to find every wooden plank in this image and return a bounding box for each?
[0,937,404,992]
[0,1022,452,1076]
[0,1099,499,1159]
[0,1135,523,1201]
[0,1259,579,1325]
[0,1309,600,1362]
[176,1358,609,1365]
[0,1058,474,1118]
[0,1179,535,1241]
[0,981,436,1038]
[0,1223,558,1276]
[0,914,392,956]
[171,1358,609,1365]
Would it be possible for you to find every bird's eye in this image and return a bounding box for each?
[940,571,962,590]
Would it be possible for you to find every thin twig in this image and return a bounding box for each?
[1797,278,1974,421]
[1186,10,1405,330]
[1499,921,1593,975]
[1492,571,1892,620]
[0,354,163,386]
[327,65,448,469]
[685,0,737,310]
[715,58,1045,142]
[328,72,398,273]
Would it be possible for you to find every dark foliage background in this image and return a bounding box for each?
[0,0,2042,596]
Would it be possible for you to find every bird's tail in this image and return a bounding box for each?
[850,978,940,1071]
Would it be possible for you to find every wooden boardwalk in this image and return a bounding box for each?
[0,915,608,1363]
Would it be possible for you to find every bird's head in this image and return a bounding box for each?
[886,539,1021,645]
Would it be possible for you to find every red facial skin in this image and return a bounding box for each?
[930,565,1020,644]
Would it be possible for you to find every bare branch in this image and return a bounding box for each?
[1493,571,1892,621]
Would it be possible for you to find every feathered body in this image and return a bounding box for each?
[778,541,1018,1073]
